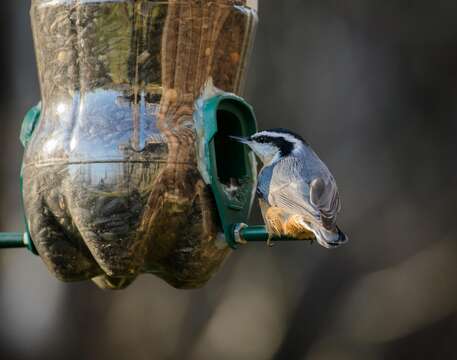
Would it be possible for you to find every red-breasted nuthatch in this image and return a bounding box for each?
[231,128,348,249]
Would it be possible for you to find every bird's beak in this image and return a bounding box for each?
[229,135,250,145]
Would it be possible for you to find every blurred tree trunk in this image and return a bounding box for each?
[0,0,13,229]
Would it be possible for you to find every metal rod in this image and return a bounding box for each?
[238,225,313,242]
[0,233,26,248]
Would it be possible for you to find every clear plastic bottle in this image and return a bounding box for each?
[25,0,257,289]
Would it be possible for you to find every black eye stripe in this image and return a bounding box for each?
[253,135,294,156]
[254,135,270,143]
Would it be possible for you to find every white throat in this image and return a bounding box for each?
[248,142,280,167]
[261,150,282,167]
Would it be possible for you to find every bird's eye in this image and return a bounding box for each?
[258,136,267,143]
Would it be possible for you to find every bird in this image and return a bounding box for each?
[231,128,348,249]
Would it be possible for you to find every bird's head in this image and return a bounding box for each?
[231,128,308,166]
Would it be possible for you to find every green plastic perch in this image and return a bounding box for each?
[0,232,37,254]
[232,224,314,245]
[0,232,27,248]
[0,225,310,253]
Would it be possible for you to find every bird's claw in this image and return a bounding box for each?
[267,234,275,247]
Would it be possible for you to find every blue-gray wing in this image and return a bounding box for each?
[267,156,341,227]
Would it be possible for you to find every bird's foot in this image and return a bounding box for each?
[267,234,275,247]
[264,207,285,247]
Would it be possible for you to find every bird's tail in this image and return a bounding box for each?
[296,217,348,249]
[313,225,348,249]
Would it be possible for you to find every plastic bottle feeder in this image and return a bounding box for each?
[1,0,309,290]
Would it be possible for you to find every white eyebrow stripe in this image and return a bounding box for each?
[255,131,304,148]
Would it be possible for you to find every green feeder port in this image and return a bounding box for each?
[197,93,258,249]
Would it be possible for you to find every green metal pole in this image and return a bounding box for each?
[0,232,26,248]
[237,225,313,243]
[239,225,269,241]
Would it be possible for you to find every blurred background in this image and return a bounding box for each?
[1,1,457,359]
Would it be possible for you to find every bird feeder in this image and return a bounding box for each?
[1,0,310,290]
